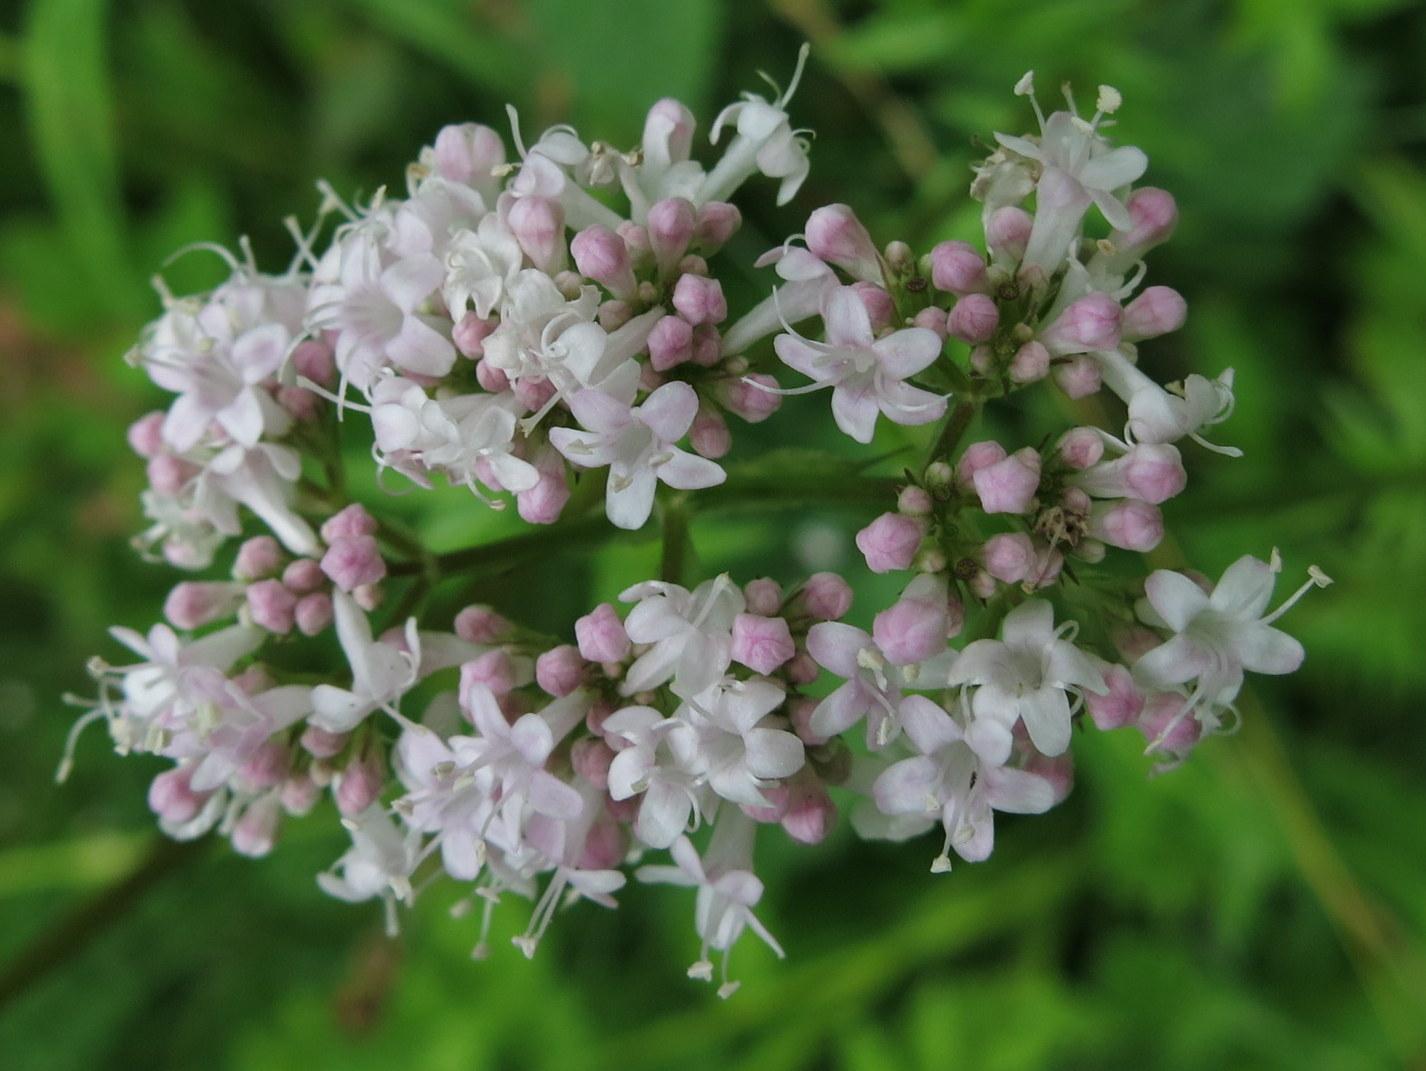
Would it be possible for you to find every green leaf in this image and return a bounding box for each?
[21,0,145,322]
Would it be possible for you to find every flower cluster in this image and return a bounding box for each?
[68,61,1327,995]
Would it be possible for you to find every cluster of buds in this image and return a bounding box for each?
[67,60,1327,995]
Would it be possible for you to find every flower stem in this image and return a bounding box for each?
[659,496,691,584]
[923,399,979,476]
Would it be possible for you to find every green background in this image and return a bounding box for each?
[2,0,1425,1067]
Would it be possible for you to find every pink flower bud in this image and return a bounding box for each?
[981,532,1036,583]
[536,644,585,697]
[1137,693,1200,754]
[806,203,881,281]
[517,447,571,525]
[1121,444,1187,504]
[1084,663,1145,730]
[947,293,999,343]
[646,197,696,276]
[788,697,826,745]
[689,407,731,459]
[238,739,290,790]
[598,299,633,331]
[930,240,988,295]
[353,584,383,611]
[575,603,630,663]
[514,376,558,413]
[693,201,741,253]
[743,578,784,616]
[1008,340,1050,383]
[1116,187,1178,257]
[798,571,854,619]
[785,651,819,685]
[277,385,321,423]
[281,558,324,595]
[1040,293,1122,355]
[781,775,836,845]
[972,448,1041,514]
[233,536,283,583]
[571,224,636,298]
[883,240,914,274]
[1052,355,1103,398]
[455,605,512,644]
[945,595,965,638]
[127,412,165,458]
[148,766,207,824]
[164,581,242,630]
[321,504,379,543]
[452,311,497,359]
[678,254,709,277]
[946,439,1003,490]
[730,613,796,675]
[872,589,947,665]
[1058,427,1105,470]
[507,195,566,274]
[461,651,518,702]
[986,206,1033,261]
[280,772,320,816]
[1022,750,1074,804]
[617,221,652,267]
[968,569,997,599]
[718,374,782,423]
[335,748,386,816]
[231,797,281,858]
[320,535,386,593]
[292,338,336,385]
[432,122,505,185]
[912,305,949,340]
[671,273,727,326]
[294,592,333,636]
[855,513,925,573]
[852,281,895,331]
[302,725,348,759]
[1121,285,1186,342]
[1089,499,1164,552]
[570,737,615,791]
[647,315,693,371]
[743,784,790,824]
[898,485,934,516]
[246,579,297,634]
[690,324,722,366]
[146,453,197,495]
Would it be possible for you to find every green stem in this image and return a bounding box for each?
[388,473,899,581]
[922,399,979,476]
[659,496,691,584]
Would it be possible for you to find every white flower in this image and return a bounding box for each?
[80,623,263,769]
[605,704,703,849]
[618,575,744,697]
[947,599,1105,759]
[442,213,522,319]
[318,805,424,936]
[773,285,946,443]
[480,269,614,400]
[307,230,456,389]
[670,677,804,807]
[872,696,1057,872]
[805,621,957,750]
[369,379,538,495]
[197,441,319,555]
[166,684,311,793]
[387,175,487,260]
[458,683,586,846]
[996,76,1147,273]
[702,45,812,207]
[311,592,420,732]
[551,380,725,530]
[1133,554,1328,741]
[635,812,783,997]
[394,724,497,880]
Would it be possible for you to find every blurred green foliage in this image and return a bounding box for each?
[2,0,1426,1067]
